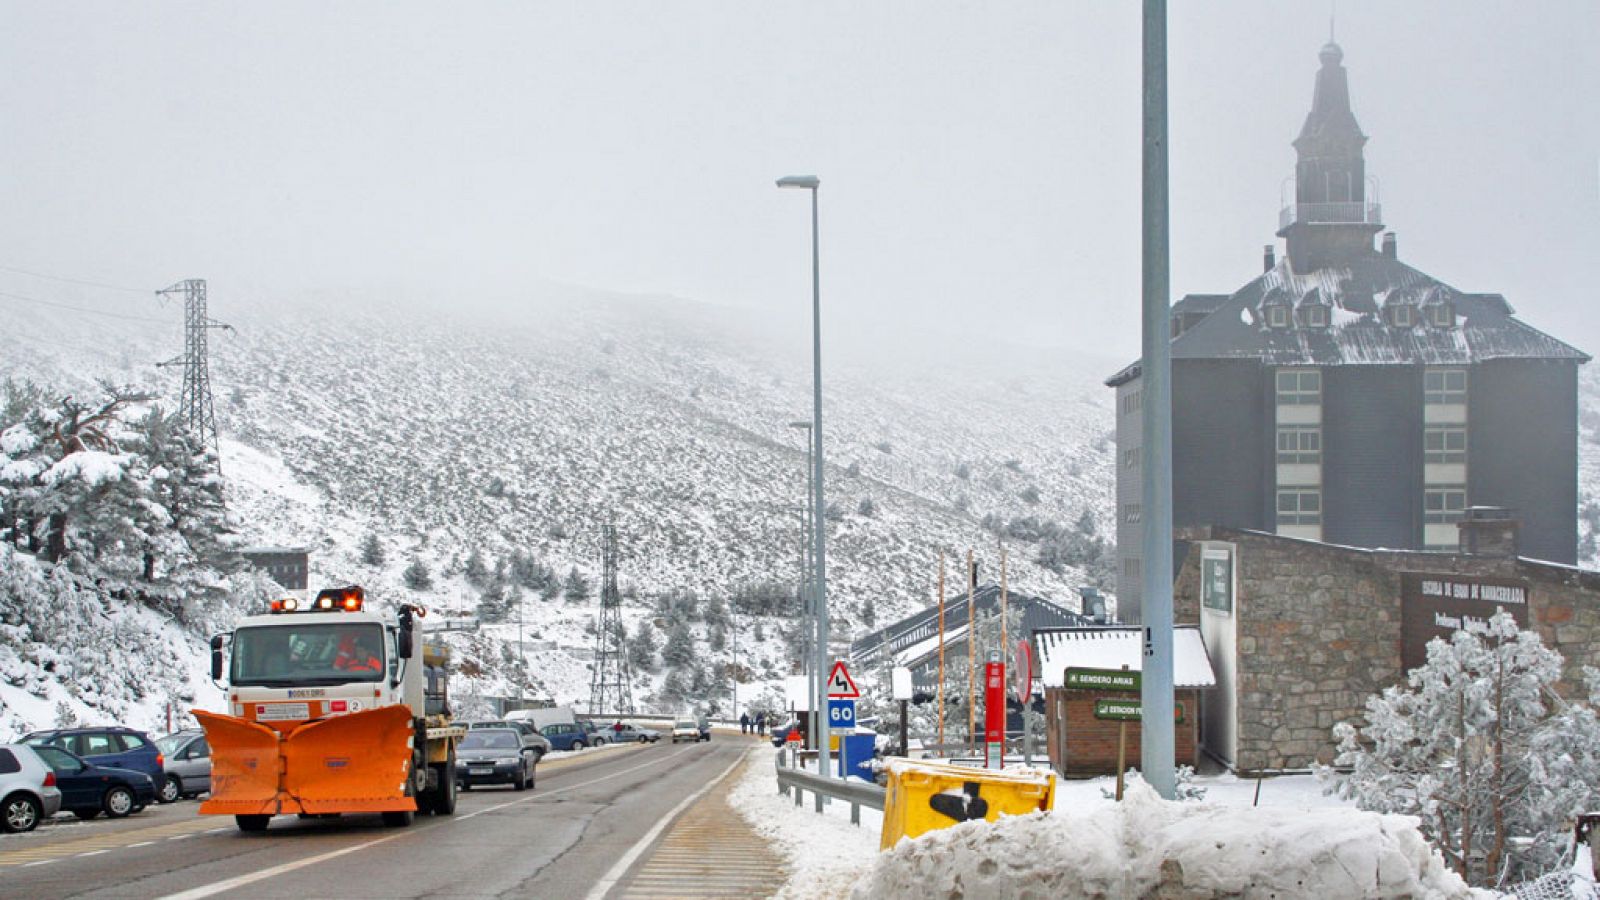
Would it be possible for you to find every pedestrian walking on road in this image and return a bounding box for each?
[740,713,750,735]
[755,713,766,736]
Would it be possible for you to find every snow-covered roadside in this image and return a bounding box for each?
[727,746,885,899]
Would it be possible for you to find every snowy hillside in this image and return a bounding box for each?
[1,283,1119,720]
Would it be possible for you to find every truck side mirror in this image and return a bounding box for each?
[210,635,225,681]
[397,609,415,660]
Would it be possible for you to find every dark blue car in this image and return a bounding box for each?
[30,745,157,819]
[21,727,167,800]
[539,722,589,752]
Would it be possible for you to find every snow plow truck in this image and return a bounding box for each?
[197,586,463,832]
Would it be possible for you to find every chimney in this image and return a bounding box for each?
[1381,232,1397,259]
[1457,506,1520,558]
[1079,586,1108,624]
[1263,244,1276,272]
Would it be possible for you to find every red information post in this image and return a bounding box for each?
[984,657,1005,770]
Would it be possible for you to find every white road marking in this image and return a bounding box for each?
[583,748,750,900]
[129,841,155,848]
[78,850,108,857]
[157,744,704,900]
[22,859,57,867]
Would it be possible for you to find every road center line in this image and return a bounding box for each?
[582,747,750,900]
[157,743,706,900]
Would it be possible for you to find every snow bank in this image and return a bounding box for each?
[851,782,1489,900]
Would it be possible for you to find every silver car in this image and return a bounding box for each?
[154,730,211,803]
[0,744,63,832]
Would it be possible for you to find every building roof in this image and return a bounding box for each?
[1035,625,1217,689]
[850,584,1091,667]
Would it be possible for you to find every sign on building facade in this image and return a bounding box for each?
[1201,546,1233,613]
[1399,573,1530,671]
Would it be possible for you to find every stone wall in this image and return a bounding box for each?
[1177,526,1600,773]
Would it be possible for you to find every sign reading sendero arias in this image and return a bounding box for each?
[1064,667,1140,692]
[1400,573,1530,672]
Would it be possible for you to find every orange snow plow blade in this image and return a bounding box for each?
[282,706,416,814]
[194,711,283,816]
[197,706,417,817]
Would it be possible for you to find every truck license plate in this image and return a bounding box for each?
[256,703,310,721]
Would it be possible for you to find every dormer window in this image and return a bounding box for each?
[1427,303,1454,328]
[1267,305,1290,329]
[1302,305,1328,328]
[1389,304,1415,328]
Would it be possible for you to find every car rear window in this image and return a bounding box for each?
[0,749,18,774]
[118,733,150,751]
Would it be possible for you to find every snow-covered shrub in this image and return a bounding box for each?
[1322,610,1600,888]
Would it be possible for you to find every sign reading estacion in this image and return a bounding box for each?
[1094,698,1185,723]
[1400,573,1530,672]
[1201,546,1232,614]
[1064,667,1140,692]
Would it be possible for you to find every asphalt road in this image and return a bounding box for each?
[0,738,751,899]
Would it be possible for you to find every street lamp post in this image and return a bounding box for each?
[788,419,814,744]
[777,174,829,775]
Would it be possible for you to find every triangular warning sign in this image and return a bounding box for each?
[826,661,860,698]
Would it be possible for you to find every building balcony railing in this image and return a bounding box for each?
[1279,201,1382,231]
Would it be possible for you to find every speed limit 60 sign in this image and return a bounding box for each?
[827,699,856,728]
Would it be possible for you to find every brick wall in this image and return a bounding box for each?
[1045,687,1200,777]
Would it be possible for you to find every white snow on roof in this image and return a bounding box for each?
[1036,626,1216,689]
[890,623,970,667]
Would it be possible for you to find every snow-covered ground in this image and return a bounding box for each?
[730,748,1540,899]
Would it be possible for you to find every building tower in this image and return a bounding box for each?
[1276,41,1384,270]
[156,279,232,463]
[587,522,634,715]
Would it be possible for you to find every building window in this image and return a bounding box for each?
[1121,390,1142,417]
[1123,503,1142,525]
[1122,447,1140,470]
[1424,426,1467,464]
[1276,489,1322,525]
[1427,303,1455,328]
[1275,425,1322,464]
[1275,369,1321,405]
[1123,557,1141,580]
[1390,304,1415,327]
[1424,368,1467,404]
[1301,305,1328,328]
[1424,487,1467,523]
[1266,305,1290,329]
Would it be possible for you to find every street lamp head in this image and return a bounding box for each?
[776,175,820,190]
[787,420,813,430]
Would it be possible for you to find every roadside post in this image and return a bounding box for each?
[891,666,913,756]
[1014,639,1034,766]
[984,651,1005,770]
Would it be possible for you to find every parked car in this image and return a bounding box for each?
[670,720,700,744]
[0,744,63,833]
[768,720,800,748]
[21,727,168,802]
[154,730,210,803]
[540,721,589,752]
[606,722,660,743]
[576,719,609,746]
[464,720,552,759]
[454,729,537,791]
[29,745,156,820]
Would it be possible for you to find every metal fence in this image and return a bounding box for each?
[774,749,885,827]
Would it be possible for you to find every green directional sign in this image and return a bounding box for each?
[1064,667,1140,692]
[1093,698,1186,724]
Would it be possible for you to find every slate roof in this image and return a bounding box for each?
[849,584,1090,667]
[1106,255,1588,387]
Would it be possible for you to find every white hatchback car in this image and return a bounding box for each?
[0,744,63,833]
[670,720,700,743]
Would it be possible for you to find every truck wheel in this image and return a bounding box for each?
[381,810,414,827]
[432,759,457,815]
[236,814,271,832]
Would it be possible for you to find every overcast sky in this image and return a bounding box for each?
[2,2,1596,359]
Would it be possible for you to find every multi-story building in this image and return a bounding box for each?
[1108,41,1588,624]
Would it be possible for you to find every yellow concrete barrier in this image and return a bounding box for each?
[879,759,1055,850]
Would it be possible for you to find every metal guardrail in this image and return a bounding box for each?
[774,748,886,827]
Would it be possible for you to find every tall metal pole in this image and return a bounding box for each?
[966,548,976,750]
[788,420,814,747]
[806,184,832,776]
[1139,0,1177,800]
[937,552,946,749]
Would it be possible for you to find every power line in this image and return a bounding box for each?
[0,288,172,325]
[0,263,151,294]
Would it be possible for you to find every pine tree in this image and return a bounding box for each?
[402,557,433,590]
[563,567,592,604]
[464,549,489,587]
[662,621,695,669]
[477,582,508,624]
[360,531,386,567]
[540,577,562,603]
[861,594,878,628]
[628,621,659,672]
[1324,611,1600,887]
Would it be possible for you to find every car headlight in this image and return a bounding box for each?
[496,757,520,765]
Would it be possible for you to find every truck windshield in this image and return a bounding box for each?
[232,622,388,686]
